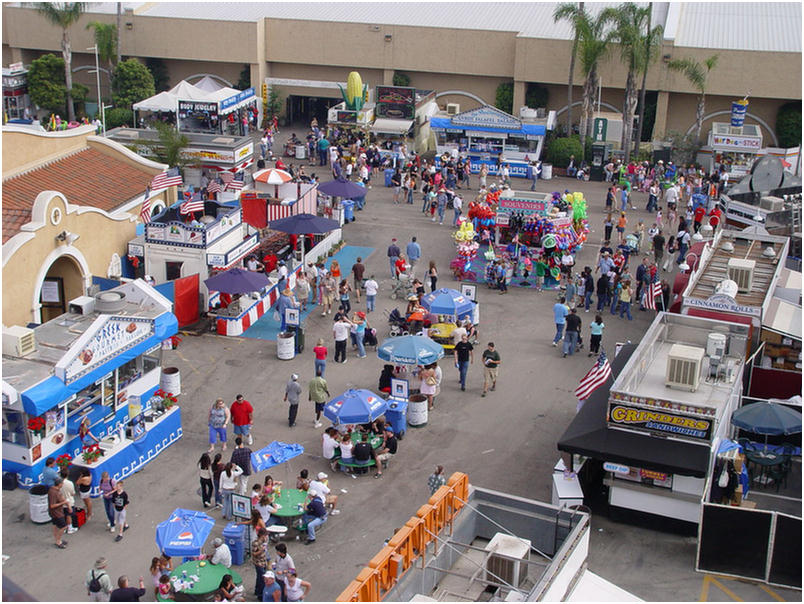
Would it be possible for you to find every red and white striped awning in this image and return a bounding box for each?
[267,203,296,222]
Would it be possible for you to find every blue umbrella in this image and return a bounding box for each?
[731,402,802,435]
[250,441,305,473]
[155,508,215,557]
[420,288,476,318]
[204,267,271,294]
[317,177,367,199]
[323,389,388,425]
[267,212,340,235]
[378,335,445,365]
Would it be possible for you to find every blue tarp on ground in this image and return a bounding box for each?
[250,441,304,473]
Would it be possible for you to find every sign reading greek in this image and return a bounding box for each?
[608,403,712,441]
[452,105,521,130]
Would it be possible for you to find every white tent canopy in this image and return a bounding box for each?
[132,79,241,112]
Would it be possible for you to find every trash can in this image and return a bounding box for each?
[277,332,296,360]
[542,163,553,180]
[29,484,50,524]
[384,168,394,187]
[385,399,408,439]
[223,522,246,566]
[407,394,428,427]
[289,325,305,354]
[160,367,181,396]
[295,145,307,160]
[341,200,355,223]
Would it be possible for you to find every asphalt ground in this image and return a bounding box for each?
[2,133,798,602]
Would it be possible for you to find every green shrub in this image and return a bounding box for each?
[545,136,583,167]
[525,83,549,109]
[495,82,513,114]
[105,107,133,129]
[392,71,411,87]
[776,102,802,148]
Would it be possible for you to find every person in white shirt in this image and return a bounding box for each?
[452,194,463,226]
[273,543,295,588]
[451,321,467,346]
[60,469,78,534]
[359,163,369,184]
[307,471,339,514]
[209,538,232,568]
[218,463,243,520]
[333,317,351,364]
[364,275,379,313]
[246,256,263,272]
[322,428,339,467]
[254,494,278,526]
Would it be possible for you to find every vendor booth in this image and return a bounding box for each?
[430,105,547,177]
[2,280,180,492]
[703,122,763,177]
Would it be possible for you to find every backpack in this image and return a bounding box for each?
[89,571,105,593]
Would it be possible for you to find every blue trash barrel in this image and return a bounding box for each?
[342,200,355,222]
[222,522,246,565]
[385,399,408,439]
[384,168,394,187]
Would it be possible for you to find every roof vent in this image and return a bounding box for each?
[446,103,460,116]
[3,326,37,357]
[94,291,126,313]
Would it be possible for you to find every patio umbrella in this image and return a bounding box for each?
[204,267,271,294]
[731,401,802,451]
[317,177,367,199]
[250,441,305,473]
[323,388,388,425]
[267,212,340,266]
[378,335,445,365]
[155,508,215,557]
[420,288,475,318]
[253,168,292,198]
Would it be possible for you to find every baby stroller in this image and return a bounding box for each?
[389,273,414,300]
[385,308,410,337]
[625,232,640,255]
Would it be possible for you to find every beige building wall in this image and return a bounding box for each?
[3,125,95,177]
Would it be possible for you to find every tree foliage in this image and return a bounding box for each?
[525,83,549,108]
[667,54,719,140]
[776,102,802,148]
[545,135,584,167]
[112,58,155,109]
[28,53,69,113]
[145,57,170,93]
[105,107,133,129]
[495,82,514,114]
[85,21,117,69]
[664,130,702,167]
[393,71,411,87]
[236,64,251,90]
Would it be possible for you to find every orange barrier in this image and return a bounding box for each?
[336,472,469,602]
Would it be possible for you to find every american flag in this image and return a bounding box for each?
[643,280,663,311]
[151,167,183,190]
[180,192,205,216]
[218,171,234,184]
[207,178,222,195]
[574,350,613,401]
[225,171,245,191]
[139,188,152,223]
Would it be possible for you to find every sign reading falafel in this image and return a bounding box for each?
[608,404,712,441]
[56,316,155,384]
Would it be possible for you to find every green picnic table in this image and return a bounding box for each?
[157,560,242,602]
[271,488,309,518]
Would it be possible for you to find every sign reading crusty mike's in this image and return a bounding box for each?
[375,86,415,120]
[608,403,713,441]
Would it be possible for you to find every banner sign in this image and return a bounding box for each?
[684,294,762,317]
[452,105,521,130]
[710,134,762,151]
[593,118,608,142]
[336,110,357,123]
[603,461,630,475]
[219,87,255,112]
[498,198,547,212]
[375,86,415,120]
[207,233,259,268]
[608,403,713,441]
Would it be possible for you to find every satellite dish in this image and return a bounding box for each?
[749,156,785,192]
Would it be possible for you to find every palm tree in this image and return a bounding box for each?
[34,2,86,123]
[85,21,118,86]
[634,4,664,154]
[575,10,614,150]
[668,54,720,141]
[553,2,584,136]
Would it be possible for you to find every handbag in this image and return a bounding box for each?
[717,465,729,488]
[425,375,437,386]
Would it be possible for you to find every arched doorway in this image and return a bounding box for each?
[39,255,85,322]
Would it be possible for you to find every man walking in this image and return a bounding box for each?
[454,334,473,392]
[86,557,113,601]
[251,528,270,598]
[652,229,665,266]
[452,193,463,226]
[480,342,501,398]
[308,369,329,428]
[406,237,421,275]
[351,257,365,302]
[230,437,252,495]
[230,394,254,446]
[436,188,448,224]
[364,275,379,313]
[387,238,400,279]
[552,297,570,346]
[676,227,691,266]
[284,374,303,427]
[333,316,350,363]
[563,308,582,358]
[48,476,69,549]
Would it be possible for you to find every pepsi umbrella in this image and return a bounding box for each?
[250,441,305,473]
[317,177,367,199]
[731,401,802,436]
[204,267,271,294]
[378,335,445,366]
[323,389,388,425]
[155,508,215,557]
[420,288,476,318]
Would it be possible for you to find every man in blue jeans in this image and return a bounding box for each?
[563,308,582,358]
[387,238,400,278]
[301,492,327,545]
[454,334,474,392]
[552,297,569,346]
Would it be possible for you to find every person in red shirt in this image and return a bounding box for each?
[262,253,278,274]
[395,254,409,279]
[693,205,707,233]
[230,395,254,446]
[708,207,722,232]
[313,338,327,377]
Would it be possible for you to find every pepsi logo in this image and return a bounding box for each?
[177,531,193,539]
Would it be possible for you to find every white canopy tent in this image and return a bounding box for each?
[132,79,239,113]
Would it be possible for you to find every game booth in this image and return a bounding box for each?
[451,189,589,289]
[430,105,547,178]
[2,280,181,495]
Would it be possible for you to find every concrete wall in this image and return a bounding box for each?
[2,125,94,176]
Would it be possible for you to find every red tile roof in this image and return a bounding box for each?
[2,147,154,243]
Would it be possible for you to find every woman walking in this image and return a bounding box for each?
[588,315,605,356]
[603,213,614,243]
[198,453,214,508]
[313,338,327,377]
[99,471,116,531]
[212,453,224,508]
[419,365,437,411]
[208,399,230,453]
[338,279,352,315]
[428,261,438,293]
[353,311,369,359]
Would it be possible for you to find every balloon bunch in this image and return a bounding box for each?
[453,219,480,269]
[468,204,496,230]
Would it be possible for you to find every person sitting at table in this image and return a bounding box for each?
[300,491,328,545]
[412,278,425,298]
[352,433,374,471]
[338,433,355,474]
[217,574,244,602]
[322,427,340,471]
[373,425,398,479]
[295,469,311,491]
[407,302,426,335]
[378,364,394,395]
[157,575,174,600]
[308,471,340,515]
[368,418,385,435]
[263,475,282,496]
[251,484,263,507]
[209,537,232,568]
[254,494,280,528]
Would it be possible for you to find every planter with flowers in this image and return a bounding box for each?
[151,388,178,412]
[82,444,103,465]
[27,416,46,445]
[56,453,72,470]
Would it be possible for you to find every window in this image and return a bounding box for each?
[68,382,103,415]
[166,261,183,281]
[2,409,28,446]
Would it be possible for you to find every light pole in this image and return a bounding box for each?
[87,45,106,135]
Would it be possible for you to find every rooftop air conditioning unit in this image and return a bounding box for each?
[666,344,705,392]
[485,533,530,588]
[727,258,755,293]
[760,196,784,212]
[3,326,36,357]
[68,295,95,316]
[446,103,460,116]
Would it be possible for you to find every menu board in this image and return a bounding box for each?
[375,86,415,120]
